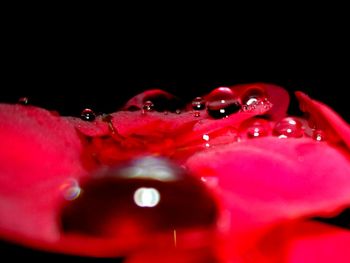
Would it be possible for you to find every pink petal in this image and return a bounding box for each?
[186,136,350,258]
[285,221,350,262]
[0,105,114,256]
[296,91,350,149]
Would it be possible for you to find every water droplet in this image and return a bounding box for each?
[193,111,201,117]
[246,119,270,138]
[142,100,154,113]
[192,97,206,110]
[175,109,181,114]
[206,87,241,119]
[141,90,185,112]
[60,179,82,201]
[273,117,304,138]
[18,97,29,105]
[80,108,96,121]
[61,157,217,239]
[312,129,326,142]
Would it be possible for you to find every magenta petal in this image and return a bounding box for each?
[296,91,350,148]
[0,105,90,253]
[285,221,350,262]
[186,136,350,255]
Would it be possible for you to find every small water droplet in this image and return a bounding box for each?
[142,100,154,113]
[60,179,82,201]
[80,108,96,121]
[273,117,304,138]
[175,109,181,114]
[246,120,269,138]
[312,129,326,142]
[193,111,201,117]
[206,87,241,119]
[192,97,206,110]
[18,97,29,105]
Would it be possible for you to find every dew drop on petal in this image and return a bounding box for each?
[142,100,154,113]
[60,179,82,201]
[246,119,270,138]
[273,117,304,138]
[18,97,29,105]
[133,187,160,207]
[60,157,218,239]
[175,109,181,114]
[312,129,327,142]
[192,97,206,110]
[80,108,96,121]
[193,111,201,117]
[206,87,241,119]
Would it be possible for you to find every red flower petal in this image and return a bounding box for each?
[0,105,90,251]
[296,91,350,148]
[285,221,350,262]
[186,136,350,259]
[1,86,349,262]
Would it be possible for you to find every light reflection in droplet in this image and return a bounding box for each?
[119,156,178,181]
[133,187,160,207]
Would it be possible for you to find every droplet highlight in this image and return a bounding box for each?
[80,108,96,121]
[133,187,161,207]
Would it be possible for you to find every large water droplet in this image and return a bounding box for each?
[206,87,241,119]
[273,117,304,138]
[80,108,96,121]
[61,157,217,238]
[246,119,270,138]
[192,97,206,110]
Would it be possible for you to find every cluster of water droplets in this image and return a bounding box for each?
[16,86,326,144]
